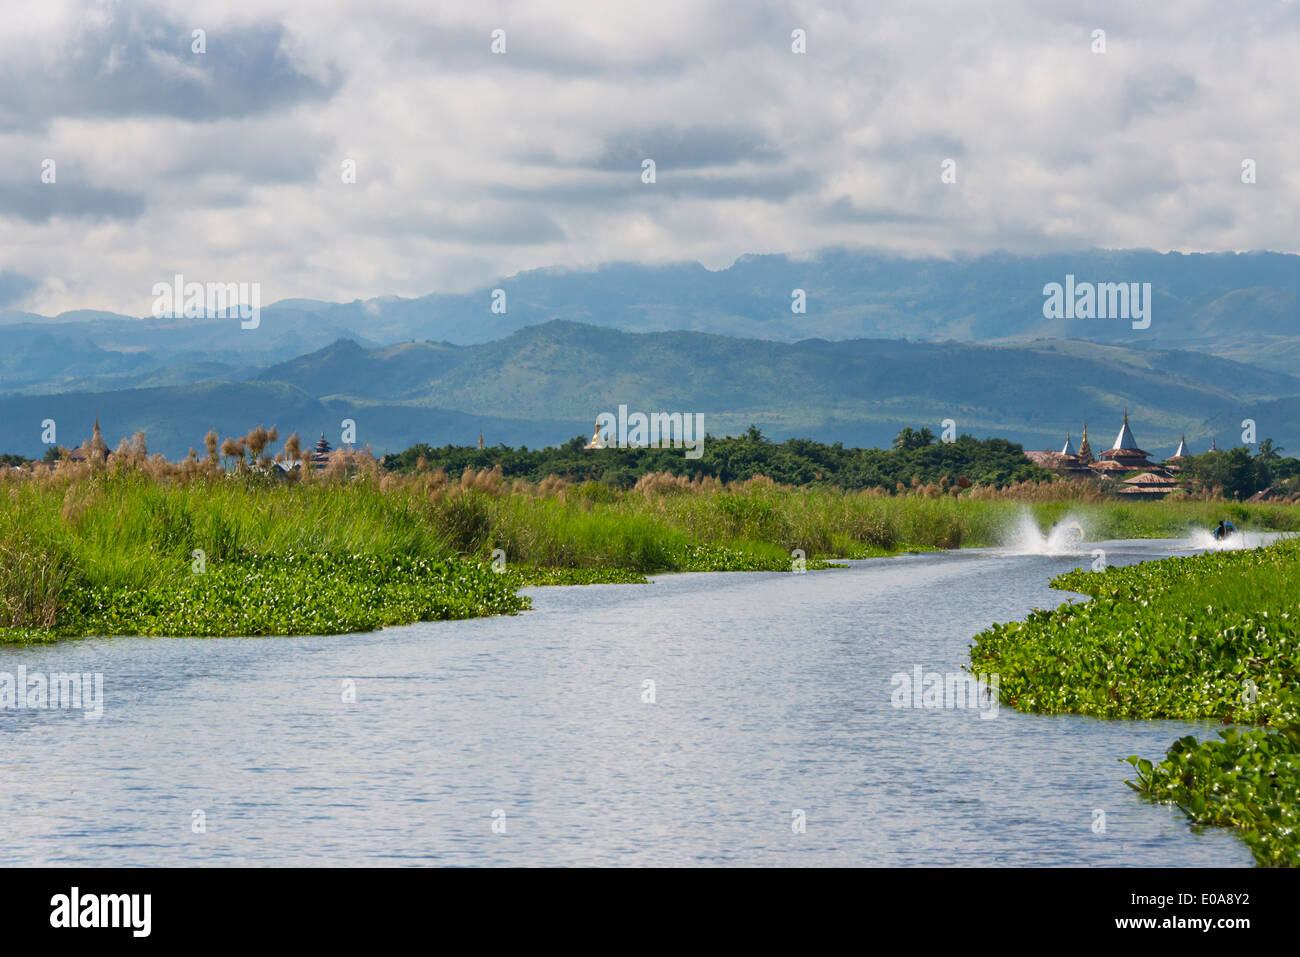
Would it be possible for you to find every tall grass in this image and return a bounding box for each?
[5,463,1300,637]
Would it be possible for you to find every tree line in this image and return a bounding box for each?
[380,426,1052,490]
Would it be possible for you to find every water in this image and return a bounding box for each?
[0,536,1257,866]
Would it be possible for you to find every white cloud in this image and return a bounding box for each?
[2,0,1298,316]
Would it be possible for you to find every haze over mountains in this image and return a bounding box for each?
[3,248,1299,459]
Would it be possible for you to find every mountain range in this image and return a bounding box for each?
[2,247,1298,459]
[3,318,1297,461]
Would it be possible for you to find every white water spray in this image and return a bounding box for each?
[1002,510,1090,555]
[1182,526,1258,551]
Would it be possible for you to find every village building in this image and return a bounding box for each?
[310,433,333,469]
[1164,435,1191,471]
[1025,413,1190,494]
[1116,471,1180,500]
[1096,411,1155,470]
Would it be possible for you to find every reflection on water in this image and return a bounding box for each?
[0,538,1255,866]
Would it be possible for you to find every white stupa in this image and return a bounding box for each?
[582,420,607,450]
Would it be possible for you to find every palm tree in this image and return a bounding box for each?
[893,427,936,451]
[1255,438,1284,461]
[893,427,917,451]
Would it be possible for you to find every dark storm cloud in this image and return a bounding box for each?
[0,270,39,308]
[0,181,146,223]
[0,9,340,131]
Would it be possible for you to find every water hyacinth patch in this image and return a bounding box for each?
[1126,726,1300,867]
[969,539,1300,723]
[7,552,528,641]
[969,538,1300,866]
[506,566,650,587]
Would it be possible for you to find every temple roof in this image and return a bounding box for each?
[1170,435,1189,458]
[1060,432,1076,455]
[1123,471,1178,486]
[1112,410,1139,451]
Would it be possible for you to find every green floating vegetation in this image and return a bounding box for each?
[4,552,528,643]
[970,540,1300,722]
[1126,727,1300,868]
[507,566,650,587]
[969,538,1300,866]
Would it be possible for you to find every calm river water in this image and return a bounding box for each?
[0,537,1254,866]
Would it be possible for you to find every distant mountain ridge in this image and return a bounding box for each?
[4,248,1300,399]
[3,320,1297,460]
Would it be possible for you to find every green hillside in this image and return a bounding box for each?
[4,321,1297,459]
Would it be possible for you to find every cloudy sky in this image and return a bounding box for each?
[2,0,1298,316]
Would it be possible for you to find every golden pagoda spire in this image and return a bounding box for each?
[1077,422,1093,463]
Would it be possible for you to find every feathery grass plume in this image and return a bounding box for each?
[422,466,449,499]
[220,436,245,471]
[324,448,351,480]
[245,425,270,461]
[204,429,219,464]
[537,474,569,498]
[633,471,693,495]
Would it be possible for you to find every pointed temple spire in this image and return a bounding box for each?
[1112,409,1138,451]
[1060,432,1076,456]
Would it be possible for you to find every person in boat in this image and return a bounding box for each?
[1213,520,1237,541]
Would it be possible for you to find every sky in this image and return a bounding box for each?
[2,0,1299,316]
